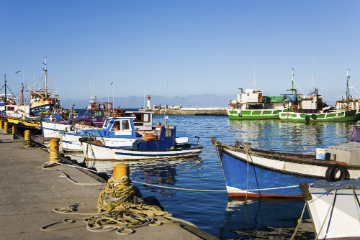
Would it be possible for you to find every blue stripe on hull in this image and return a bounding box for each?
[221,151,318,197]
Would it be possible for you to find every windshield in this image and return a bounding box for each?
[103,119,111,128]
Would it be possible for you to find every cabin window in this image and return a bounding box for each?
[259,93,262,96]
[165,129,172,137]
[93,110,104,117]
[7,107,14,111]
[111,120,121,131]
[103,119,110,128]
[111,120,131,131]
[122,120,130,130]
[143,114,149,122]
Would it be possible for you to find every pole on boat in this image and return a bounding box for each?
[43,57,48,99]
[291,68,294,95]
[347,69,350,108]
[4,74,7,107]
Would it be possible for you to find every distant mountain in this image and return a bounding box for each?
[60,94,234,109]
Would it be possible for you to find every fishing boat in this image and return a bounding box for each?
[82,123,203,161]
[211,123,360,198]
[227,87,293,120]
[300,180,360,239]
[28,57,62,118]
[41,96,111,139]
[227,69,303,120]
[280,70,360,122]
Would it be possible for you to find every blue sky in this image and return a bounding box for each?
[0,0,359,105]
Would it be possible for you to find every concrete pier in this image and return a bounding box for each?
[0,132,217,240]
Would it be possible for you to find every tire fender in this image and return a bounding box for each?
[325,164,348,182]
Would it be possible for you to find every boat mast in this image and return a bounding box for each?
[4,74,7,106]
[347,69,350,106]
[43,57,48,99]
[291,68,294,95]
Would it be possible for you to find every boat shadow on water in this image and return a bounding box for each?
[218,197,315,239]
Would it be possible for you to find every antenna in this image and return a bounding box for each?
[112,79,114,109]
[347,69,350,102]
[291,68,294,95]
[253,57,256,90]
[165,80,168,125]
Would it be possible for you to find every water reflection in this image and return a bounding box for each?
[63,116,356,238]
[228,120,354,153]
[219,197,314,239]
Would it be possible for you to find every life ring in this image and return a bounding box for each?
[106,102,113,110]
[312,114,317,120]
[325,165,347,182]
[99,103,106,110]
[142,133,157,140]
[238,113,242,117]
[57,109,63,115]
[305,116,310,121]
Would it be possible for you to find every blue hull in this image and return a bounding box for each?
[220,150,318,197]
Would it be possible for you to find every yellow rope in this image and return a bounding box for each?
[290,202,307,240]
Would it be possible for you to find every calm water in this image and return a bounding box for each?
[70,114,355,239]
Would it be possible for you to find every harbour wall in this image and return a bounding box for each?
[141,107,230,116]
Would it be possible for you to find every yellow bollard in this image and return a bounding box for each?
[0,120,2,129]
[113,163,130,188]
[24,130,31,147]
[4,122,8,133]
[12,125,18,139]
[49,138,59,162]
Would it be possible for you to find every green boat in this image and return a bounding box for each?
[227,89,293,120]
[280,69,360,122]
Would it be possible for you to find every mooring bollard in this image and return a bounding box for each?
[24,130,31,147]
[0,120,3,129]
[12,125,18,139]
[113,163,130,188]
[49,138,59,162]
[4,122,8,133]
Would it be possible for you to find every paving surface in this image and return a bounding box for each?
[0,131,217,240]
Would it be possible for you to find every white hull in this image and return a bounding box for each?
[82,143,202,161]
[62,133,141,152]
[307,186,360,239]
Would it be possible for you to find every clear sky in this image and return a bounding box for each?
[0,0,359,104]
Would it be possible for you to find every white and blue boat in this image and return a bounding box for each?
[212,124,360,198]
[81,123,203,161]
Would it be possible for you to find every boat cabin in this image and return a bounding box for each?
[326,124,360,165]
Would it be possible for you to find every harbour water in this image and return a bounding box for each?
[71,112,355,239]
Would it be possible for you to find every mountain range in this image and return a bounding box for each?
[61,94,234,109]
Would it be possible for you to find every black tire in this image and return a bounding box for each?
[312,114,317,120]
[305,116,310,121]
[325,165,347,182]
[78,137,89,143]
[238,113,242,117]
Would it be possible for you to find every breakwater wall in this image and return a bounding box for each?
[141,107,230,116]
